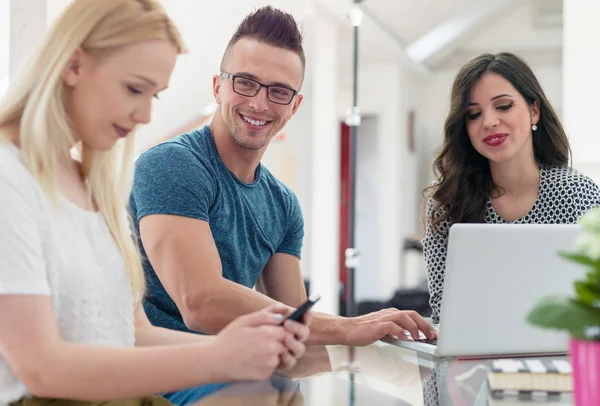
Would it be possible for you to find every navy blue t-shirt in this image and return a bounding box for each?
[130,126,304,333]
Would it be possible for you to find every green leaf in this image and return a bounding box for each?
[585,271,600,288]
[559,252,600,269]
[574,281,600,307]
[527,296,600,340]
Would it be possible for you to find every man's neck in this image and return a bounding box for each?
[209,114,265,184]
[489,149,540,197]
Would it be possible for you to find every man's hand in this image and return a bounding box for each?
[343,309,437,346]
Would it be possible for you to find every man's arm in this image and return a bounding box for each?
[141,214,437,345]
[140,214,291,334]
[142,211,350,343]
[257,253,306,306]
[259,252,349,345]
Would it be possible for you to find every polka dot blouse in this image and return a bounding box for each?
[422,165,600,324]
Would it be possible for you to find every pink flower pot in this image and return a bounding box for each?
[570,338,600,406]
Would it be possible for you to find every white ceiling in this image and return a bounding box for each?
[334,0,562,68]
[361,0,481,44]
[324,0,563,96]
[0,0,8,80]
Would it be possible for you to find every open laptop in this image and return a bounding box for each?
[384,224,586,358]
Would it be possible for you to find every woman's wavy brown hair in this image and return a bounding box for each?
[424,52,571,234]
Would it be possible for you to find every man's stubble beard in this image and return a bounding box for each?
[231,126,270,151]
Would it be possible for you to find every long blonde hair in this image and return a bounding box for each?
[0,0,187,301]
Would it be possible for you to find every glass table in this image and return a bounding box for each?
[191,341,572,405]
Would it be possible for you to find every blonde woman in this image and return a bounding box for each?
[0,0,310,405]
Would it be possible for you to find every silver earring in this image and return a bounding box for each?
[532,124,538,131]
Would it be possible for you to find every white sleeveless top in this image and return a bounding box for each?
[0,142,135,404]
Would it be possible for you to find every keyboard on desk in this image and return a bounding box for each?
[403,326,439,346]
[383,328,439,355]
[415,338,437,345]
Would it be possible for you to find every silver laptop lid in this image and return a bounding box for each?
[437,224,585,357]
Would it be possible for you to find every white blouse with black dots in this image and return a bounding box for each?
[422,165,600,324]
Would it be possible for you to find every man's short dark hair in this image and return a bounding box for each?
[220,6,305,75]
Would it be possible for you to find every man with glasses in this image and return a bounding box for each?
[220,72,298,106]
[130,6,438,358]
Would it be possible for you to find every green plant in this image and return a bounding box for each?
[527,207,600,341]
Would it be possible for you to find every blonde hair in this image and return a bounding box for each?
[0,0,187,301]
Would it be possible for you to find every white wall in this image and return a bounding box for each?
[562,0,600,183]
[46,0,72,25]
[261,98,314,279]
[355,116,380,300]
[0,0,8,79]
[0,0,8,100]
[400,68,424,240]
[467,1,562,51]
[532,65,563,116]
[349,63,425,301]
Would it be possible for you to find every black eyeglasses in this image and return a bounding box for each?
[220,72,298,105]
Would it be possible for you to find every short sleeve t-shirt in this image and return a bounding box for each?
[130,126,304,333]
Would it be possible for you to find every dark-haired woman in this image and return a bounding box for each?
[423,52,600,324]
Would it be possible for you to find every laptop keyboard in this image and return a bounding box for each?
[403,325,439,345]
[415,338,437,345]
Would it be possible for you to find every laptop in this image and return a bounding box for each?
[384,224,586,358]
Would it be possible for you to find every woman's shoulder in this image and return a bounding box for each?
[0,140,33,182]
[0,140,45,208]
[539,166,600,223]
[541,165,600,195]
[424,181,451,212]
[423,187,452,240]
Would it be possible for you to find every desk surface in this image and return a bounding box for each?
[191,341,571,406]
